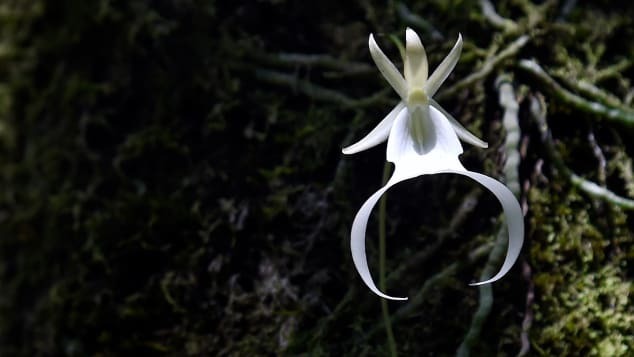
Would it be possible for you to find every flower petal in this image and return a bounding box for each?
[430,98,488,148]
[425,34,462,97]
[369,34,408,100]
[450,171,524,285]
[352,104,464,301]
[351,103,523,300]
[387,104,463,177]
[386,105,518,278]
[404,28,428,90]
[342,102,406,155]
[408,105,435,154]
[351,168,523,300]
[350,180,408,300]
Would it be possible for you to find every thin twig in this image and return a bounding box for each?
[554,75,626,109]
[479,0,518,33]
[519,59,634,126]
[593,58,632,83]
[255,68,390,108]
[437,35,529,101]
[568,174,634,209]
[529,93,634,210]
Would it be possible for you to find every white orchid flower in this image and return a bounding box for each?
[343,28,524,300]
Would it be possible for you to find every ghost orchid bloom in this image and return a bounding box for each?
[343,28,524,300]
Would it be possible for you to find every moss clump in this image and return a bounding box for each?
[529,182,634,356]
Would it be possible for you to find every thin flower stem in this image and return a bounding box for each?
[379,161,397,357]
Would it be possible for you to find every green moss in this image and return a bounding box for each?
[529,183,634,356]
[1,0,634,355]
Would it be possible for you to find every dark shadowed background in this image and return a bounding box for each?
[0,0,633,355]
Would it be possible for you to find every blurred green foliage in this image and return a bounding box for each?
[0,0,633,356]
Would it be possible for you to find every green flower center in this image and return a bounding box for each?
[407,88,428,106]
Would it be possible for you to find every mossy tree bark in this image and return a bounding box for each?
[0,0,633,355]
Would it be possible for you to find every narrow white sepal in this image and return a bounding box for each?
[429,99,488,148]
[425,34,463,97]
[342,102,406,155]
[369,34,408,100]
[404,28,428,89]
